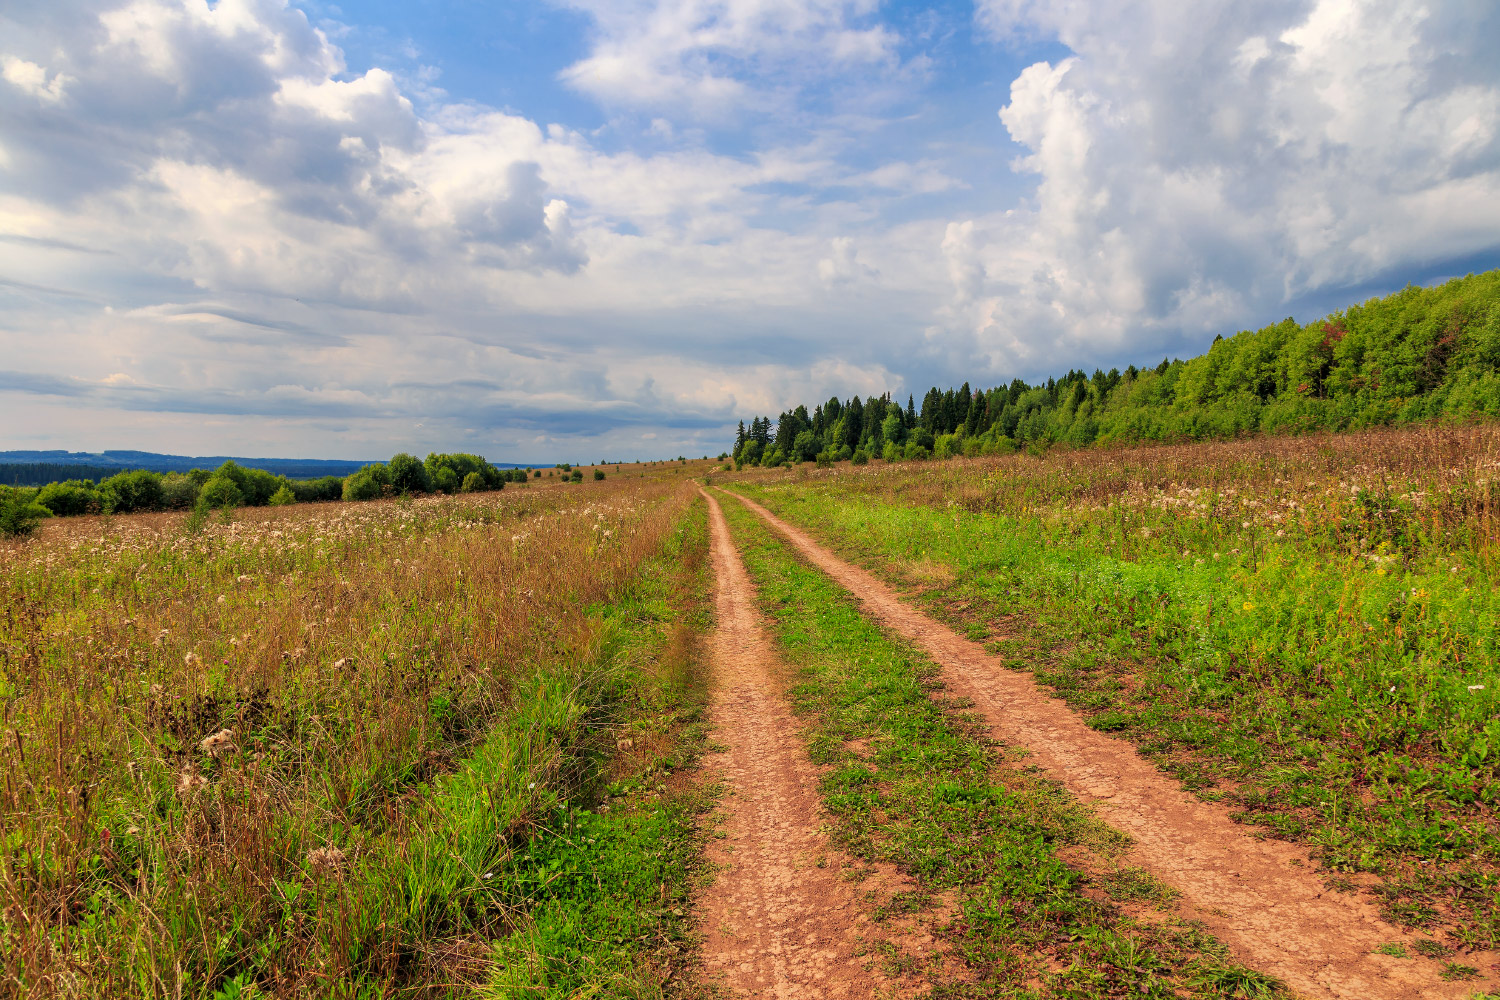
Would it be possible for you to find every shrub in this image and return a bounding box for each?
[533,470,541,478]
[593,469,605,481]
[904,441,931,461]
[242,468,284,505]
[36,480,102,517]
[570,470,584,483]
[198,475,245,509]
[852,449,869,466]
[291,476,344,503]
[389,452,431,494]
[433,467,460,494]
[882,441,900,462]
[0,488,51,537]
[100,470,165,513]
[160,473,200,510]
[342,471,383,502]
[815,451,833,469]
[837,443,853,461]
[268,485,297,506]
[461,472,485,493]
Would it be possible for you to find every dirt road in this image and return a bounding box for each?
[722,487,1497,1000]
[694,489,924,999]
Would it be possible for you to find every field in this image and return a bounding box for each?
[4,430,1499,998]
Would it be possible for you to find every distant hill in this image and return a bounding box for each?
[0,450,530,486]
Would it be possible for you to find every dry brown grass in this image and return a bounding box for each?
[0,477,697,997]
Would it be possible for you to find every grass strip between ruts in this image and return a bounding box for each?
[718,494,1288,1000]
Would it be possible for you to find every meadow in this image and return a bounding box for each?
[0,471,714,999]
[728,424,1500,963]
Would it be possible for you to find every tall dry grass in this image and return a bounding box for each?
[0,479,695,997]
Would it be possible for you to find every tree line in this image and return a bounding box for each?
[0,453,544,536]
[733,270,1500,468]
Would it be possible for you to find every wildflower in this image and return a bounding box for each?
[216,595,226,604]
[1242,602,1254,612]
[307,845,347,874]
[1377,568,1388,576]
[200,728,235,756]
[333,658,347,669]
[236,574,253,583]
[184,651,201,667]
[176,768,208,796]
[1469,685,1486,692]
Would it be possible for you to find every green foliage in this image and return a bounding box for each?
[267,485,296,506]
[852,448,869,466]
[198,474,245,510]
[99,469,165,513]
[160,472,200,510]
[593,468,605,481]
[342,470,384,502]
[36,479,102,516]
[460,471,485,493]
[569,470,584,483]
[388,452,431,494]
[0,487,51,537]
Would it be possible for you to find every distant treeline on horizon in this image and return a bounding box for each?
[733,270,1500,467]
[0,453,549,528]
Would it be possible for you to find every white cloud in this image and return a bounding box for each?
[956,0,1500,368]
[556,0,899,118]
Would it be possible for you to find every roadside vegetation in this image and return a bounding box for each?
[729,423,1500,961]
[0,480,715,998]
[719,496,1289,998]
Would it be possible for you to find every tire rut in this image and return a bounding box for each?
[721,487,1498,1000]
[693,489,926,999]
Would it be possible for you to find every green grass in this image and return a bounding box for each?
[719,496,1288,999]
[732,453,1500,949]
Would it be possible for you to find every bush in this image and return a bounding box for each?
[852,449,869,466]
[593,469,605,481]
[291,476,344,503]
[268,485,296,506]
[0,488,51,537]
[433,467,459,494]
[837,443,853,461]
[903,441,931,461]
[342,471,383,502]
[389,452,431,494]
[461,472,485,493]
[36,479,102,517]
[570,470,584,483]
[100,470,165,513]
[815,451,833,469]
[160,473,200,510]
[533,470,541,478]
[882,441,900,462]
[198,475,245,509]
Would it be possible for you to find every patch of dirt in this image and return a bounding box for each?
[693,489,932,999]
[724,488,1500,1000]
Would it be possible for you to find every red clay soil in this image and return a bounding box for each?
[693,489,928,999]
[723,488,1499,1000]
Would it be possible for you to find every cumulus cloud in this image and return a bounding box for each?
[556,0,899,118]
[951,0,1500,370]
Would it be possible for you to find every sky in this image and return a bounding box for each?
[2,0,1498,463]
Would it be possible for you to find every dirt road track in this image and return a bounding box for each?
[694,489,925,999]
[721,487,1497,1000]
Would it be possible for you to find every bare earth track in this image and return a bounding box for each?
[722,487,1499,1000]
[693,490,925,999]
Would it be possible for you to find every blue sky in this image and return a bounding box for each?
[1,0,1497,461]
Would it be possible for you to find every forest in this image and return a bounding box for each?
[733,270,1500,467]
